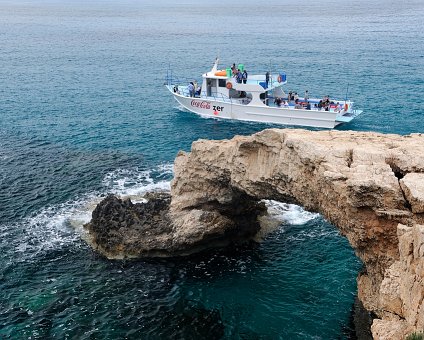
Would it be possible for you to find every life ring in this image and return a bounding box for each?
[277,75,282,83]
[344,103,349,111]
[226,82,232,89]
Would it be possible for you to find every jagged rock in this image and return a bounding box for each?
[400,173,424,213]
[169,128,424,338]
[85,128,424,338]
[371,319,409,340]
[84,193,174,258]
[84,191,265,258]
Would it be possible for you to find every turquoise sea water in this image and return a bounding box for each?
[0,0,423,338]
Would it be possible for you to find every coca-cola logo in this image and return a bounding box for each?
[191,100,211,109]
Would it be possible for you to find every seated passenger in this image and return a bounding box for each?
[274,97,282,107]
[294,99,302,109]
[195,86,202,97]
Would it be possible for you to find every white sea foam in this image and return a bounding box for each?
[2,164,174,263]
[256,200,321,241]
[4,198,93,264]
[3,164,323,262]
[264,200,320,225]
[102,165,172,202]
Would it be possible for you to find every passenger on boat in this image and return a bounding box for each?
[318,100,323,110]
[294,92,299,101]
[274,97,282,107]
[195,86,202,97]
[265,72,270,87]
[193,81,198,95]
[231,63,237,75]
[173,85,179,94]
[287,91,292,102]
[188,82,195,97]
[324,96,331,111]
[236,69,243,84]
[304,90,309,102]
[242,70,248,84]
[294,99,302,109]
[334,102,340,112]
[306,102,311,110]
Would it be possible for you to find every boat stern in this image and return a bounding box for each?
[335,109,363,125]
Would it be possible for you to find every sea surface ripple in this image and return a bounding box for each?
[0,0,423,338]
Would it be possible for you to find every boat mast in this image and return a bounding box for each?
[345,83,349,102]
[211,57,219,73]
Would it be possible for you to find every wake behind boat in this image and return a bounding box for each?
[165,58,363,129]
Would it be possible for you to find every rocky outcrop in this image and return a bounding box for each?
[169,128,424,338]
[84,192,265,258]
[371,224,424,339]
[84,192,173,258]
[85,128,424,338]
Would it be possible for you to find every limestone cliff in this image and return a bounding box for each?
[170,128,424,339]
[85,128,424,338]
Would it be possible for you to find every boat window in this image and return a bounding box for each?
[218,79,226,87]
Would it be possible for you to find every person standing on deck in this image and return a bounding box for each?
[236,69,243,84]
[188,82,194,97]
[304,90,309,102]
[265,71,270,87]
[193,81,198,96]
[231,63,237,76]
[242,70,248,84]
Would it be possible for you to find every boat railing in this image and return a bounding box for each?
[171,86,234,104]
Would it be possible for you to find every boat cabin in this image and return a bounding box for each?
[201,59,287,106]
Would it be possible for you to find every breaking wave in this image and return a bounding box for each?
[0,164,173,264]
[264,200,320,225]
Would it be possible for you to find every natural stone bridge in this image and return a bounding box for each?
[85,129,424,339]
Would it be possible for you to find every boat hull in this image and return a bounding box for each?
[173,93,339,129]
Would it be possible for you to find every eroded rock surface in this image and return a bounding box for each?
[170,128,424,338]
[85,128,424,338]
[84,191,265,258]
[84,192,174,258]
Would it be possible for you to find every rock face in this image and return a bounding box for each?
[170,128,424,338]
[85,128,424,338]
[84,192,173,258]
[84,192,265,258]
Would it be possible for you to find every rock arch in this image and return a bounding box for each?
[170,129,424,338]
[85,128,424,338]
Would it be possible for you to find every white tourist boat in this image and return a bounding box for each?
[165,59,363,129]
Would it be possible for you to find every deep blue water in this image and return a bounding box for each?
[0,0,423,338]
